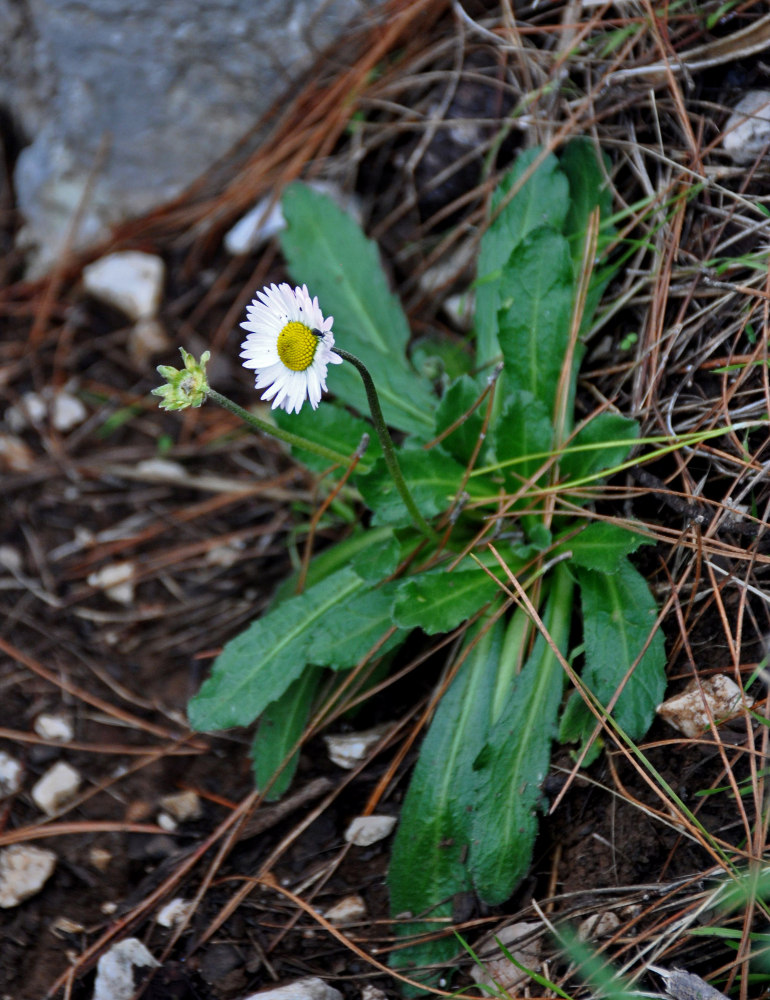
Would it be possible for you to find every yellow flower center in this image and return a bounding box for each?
[277,322,319,372]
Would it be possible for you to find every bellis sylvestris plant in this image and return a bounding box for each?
[144,143,757,986]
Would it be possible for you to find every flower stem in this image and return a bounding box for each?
[205,388,349,466]
[334,347,437,541]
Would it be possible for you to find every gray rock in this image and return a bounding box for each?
[2,0,377,274]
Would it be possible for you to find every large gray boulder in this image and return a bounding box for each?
[1,0,374,274]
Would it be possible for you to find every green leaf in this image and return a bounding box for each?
[559,412,638,484]
[393,567,503,635]
[560,138,616,327]
[187,566,366,731]
[490,388,553,495]
[556,521,649,574]
[476,149,570,365]
[274,402,382,474]
[576,558,666,740]
[469,564,573,905]
[272,525,399,604]
[434,375,488,465]
[388,618,505,981]
[280,183,435,434]
[252,668,320,801]
[558,693,603,767]
[312,582,404,667]
[497,227,576,421]
[358,447,471,525]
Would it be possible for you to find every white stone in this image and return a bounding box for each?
[5,388,86,433]
[82,251,165,321]
[0,545,23,574]
[50,390,88,432]
[0,751,23,796]
[323,725,390,769]
[224,181,363,256]
[92,938,160,1000]
[159,790,201,822]
[657,675,752,738]
[87,561,136,606]
[344,814,397,847]
[723,91,770,165]
[0,845,57,908]
[0,433,35,472]
[34,713,74,743]
[224,195,286,255]
[156,812,178,832]
[470,922,542,993]
[127,318,171,365]
[324,893,367,925]
[578,910,620,941]
[157,897,193,929]
[240,977,343,1000]
[360,988,387,1000]
[89,847,112,871]
[5,391,47,430]
[31,761,81,815]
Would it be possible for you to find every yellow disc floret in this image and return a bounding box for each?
[277,322,319,372]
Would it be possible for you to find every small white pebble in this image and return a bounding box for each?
[723,91,770,165]
[50,391,87,432]
[0,751,23,796]
[240,977,343,1000]
[0,845,57,908]
[156,812,178,832]
[344,814,397,847]
[157,897,193,929]
[0,433,35,472]
[88,848,112,872]
[127,317,171,365]
[158,790,201,822]
[657,675,752,738]
[87,561,135,606]
[0,545,23,573]
[92,938,160,1000]
[82,251,165,321]
[324,893,367,925]
[34,713,74,743]
[31,761,81,815]
[101,900,118,915]
[323,725,390,769]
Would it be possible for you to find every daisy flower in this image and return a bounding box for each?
[239,283,343,414]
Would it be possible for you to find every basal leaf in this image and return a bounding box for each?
[388,618,504,981]
[469,565,573,905]
[576,558,666,740]
[312,582,404,667]
[187,566,365,731]
[252,668,320,801]
[559,411,638,484]
[358,447,470,526]
[490,388,553,492]
[393,566,503,635]
[280,183,435,434]
[497,227,576,421]
[274,401,382,474]
[476,149,570,365]
[272,525,398,604]
[556,521,649,574]
[434,375,488,465]
[560,138,616,326]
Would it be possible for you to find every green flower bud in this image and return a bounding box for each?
[152,348,211,410]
